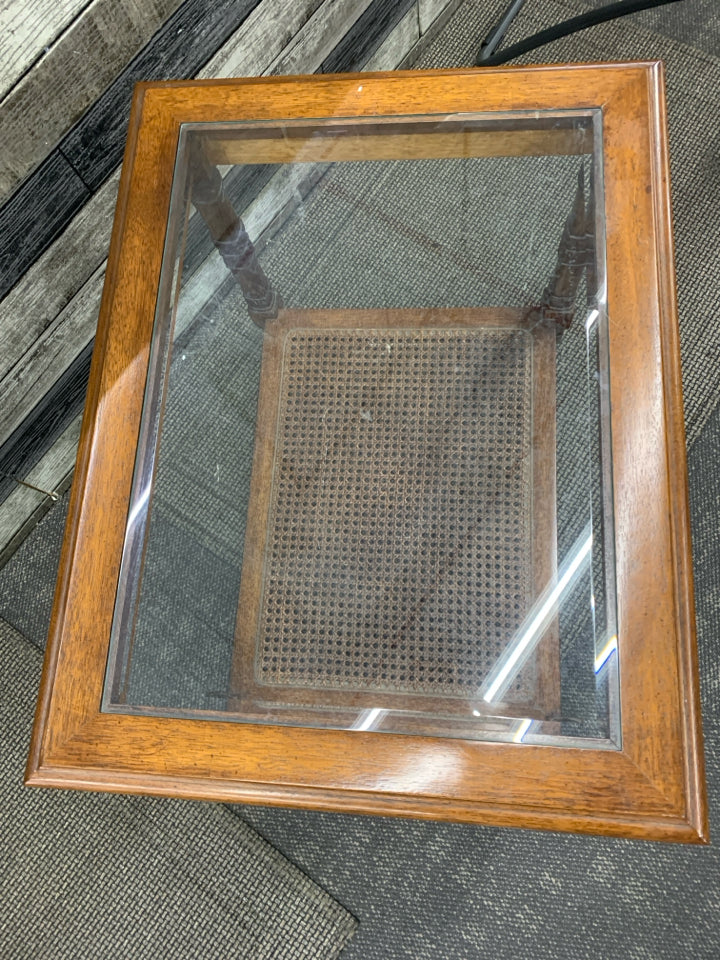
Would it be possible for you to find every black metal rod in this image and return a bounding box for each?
[478,0,527,60]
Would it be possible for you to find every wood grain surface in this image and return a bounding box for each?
[59,0,260,191]
[418,0,455,33]
[365,5,420,73]
[206,124,593,165]
[197,0,324,80]
[25,65,708,842]
[0,0,258,297]
[0,152,89,299]
[0,341,92,502]
[321,0,416,73]
[0,268,103,447]
[0,414,80,565]
[0,0,90,100]
[0,174,118,384]
[0,0,184,204]
[268,0,374,77]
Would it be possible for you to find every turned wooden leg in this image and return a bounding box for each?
[189,142,281,328]
[528,164,595,333]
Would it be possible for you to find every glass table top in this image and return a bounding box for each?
[102,110,619,747]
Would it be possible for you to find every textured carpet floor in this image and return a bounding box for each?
[0,623,356,960]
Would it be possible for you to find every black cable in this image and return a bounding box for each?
[475,0,687,66]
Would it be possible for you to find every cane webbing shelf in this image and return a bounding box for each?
[230,308,558,734]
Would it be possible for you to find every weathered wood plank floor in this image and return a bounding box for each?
[0,0,462,560]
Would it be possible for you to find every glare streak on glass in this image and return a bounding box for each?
[512,718,533,743]
[125,483,151,533]
[351,707,387,731]
[482,525,594,703]
[584,306,600,656]
[594,634,618,674]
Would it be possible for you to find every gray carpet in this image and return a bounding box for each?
[0,622,356,960]
[2,1,720,958]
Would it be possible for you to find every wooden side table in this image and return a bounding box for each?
[27,64,708,843]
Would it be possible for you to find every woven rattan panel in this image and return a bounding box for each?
[247,314,541,702]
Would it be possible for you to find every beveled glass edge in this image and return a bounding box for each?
[188,108,597,133]
[587,106,620,748]
[102,125,193,708]
[100,699,619,751]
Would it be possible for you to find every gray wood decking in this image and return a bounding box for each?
[0,0,460,559]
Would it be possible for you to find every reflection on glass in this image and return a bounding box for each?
[481,523,593,704]
[103,112,619,747]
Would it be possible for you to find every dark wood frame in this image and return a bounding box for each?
[26,64,708,843]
